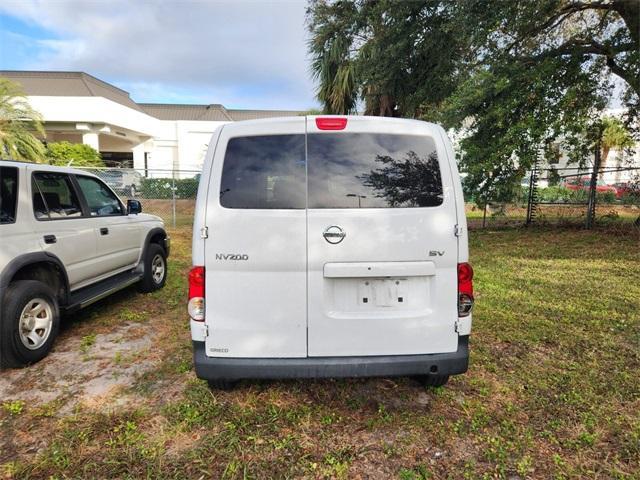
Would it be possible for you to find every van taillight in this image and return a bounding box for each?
[315,117,348,130]
[458,263,474,317]
[188,266,205,321]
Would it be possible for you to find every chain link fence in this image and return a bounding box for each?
[77,167,200,228]
[464,165,640,230]
[78,165,640,232]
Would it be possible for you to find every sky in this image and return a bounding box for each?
[0,0,318,110]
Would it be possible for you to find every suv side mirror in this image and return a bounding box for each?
[127,199,142,215]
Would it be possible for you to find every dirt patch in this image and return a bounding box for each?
[0,322,156,408]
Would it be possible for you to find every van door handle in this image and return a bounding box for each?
[43,235,57,244]
[100,227,109,235]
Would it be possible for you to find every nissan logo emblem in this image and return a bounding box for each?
[323,225,346,244]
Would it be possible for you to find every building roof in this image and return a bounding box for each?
[0,70,144,112]
[138,103,233,121]
[226,109,304,121]
[1,70,305,121]
[138,104,304,122]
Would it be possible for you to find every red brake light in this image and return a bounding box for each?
[458,263,474,317]
[458,263,473,290]
[188,266,205,298]
[315,117,348,130]
[188,266,205,322]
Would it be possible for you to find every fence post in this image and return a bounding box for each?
[171,174,177,229]
[585,135,602,229]
[482,200,488,228]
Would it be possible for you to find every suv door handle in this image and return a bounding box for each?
[43,235,57,244]
[100,227,109,235]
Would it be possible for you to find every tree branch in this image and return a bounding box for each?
[506,1,614,53]
[612,0,639,45]
[519,39,639,95]
[604,55,639,95]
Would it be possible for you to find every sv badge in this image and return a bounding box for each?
[429,250,445,257]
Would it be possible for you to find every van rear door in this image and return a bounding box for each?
[204,119,307,358]
[306,117,459,357]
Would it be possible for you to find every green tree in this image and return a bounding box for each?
[600,116,634,164]
[548,166,562,187]
[307,0,639,200]
[307,0,464,117]
[45,141,104,167]
[0,77,46,161]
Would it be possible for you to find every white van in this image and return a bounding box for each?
[189,116,473,389]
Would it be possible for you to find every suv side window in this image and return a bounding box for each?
[219,134,306,209]
[32,172,83,220]
[0,166,19,224]
[75,176,124,216]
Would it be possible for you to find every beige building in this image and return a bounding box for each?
[1,70,303,175]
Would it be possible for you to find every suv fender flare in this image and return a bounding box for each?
[0,252,70,295]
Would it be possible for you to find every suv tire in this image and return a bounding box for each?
[138,244,167,293]
[1,280,60,368]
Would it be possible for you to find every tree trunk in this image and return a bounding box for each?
[599,145,610,180]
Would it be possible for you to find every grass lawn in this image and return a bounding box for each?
[1,226,638,479]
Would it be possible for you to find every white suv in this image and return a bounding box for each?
[189,116,472,389]
[0,161,170,367]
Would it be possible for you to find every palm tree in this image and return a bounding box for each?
[0,77,46,161]
[600,117,635,182]
[309,33,358,115]
[600,116,634,167]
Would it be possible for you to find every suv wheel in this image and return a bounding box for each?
[0,280,60,368]
[138,244,167,293]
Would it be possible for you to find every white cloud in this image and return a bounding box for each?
[0,0,318,109]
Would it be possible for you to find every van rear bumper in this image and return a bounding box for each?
[193,336,469,381]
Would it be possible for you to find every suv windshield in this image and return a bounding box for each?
[0,166,18,224]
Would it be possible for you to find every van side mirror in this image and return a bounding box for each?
[127,199,142,215]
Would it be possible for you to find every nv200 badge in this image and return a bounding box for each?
[215,254,249,260]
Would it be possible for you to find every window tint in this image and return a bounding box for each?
[32,173,82,220]
[220,134,305,209]
[76,176,124,216]
[0,167,18,224]
[308,133,443,208]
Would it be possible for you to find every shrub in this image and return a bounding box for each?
[537,186,583,203]
[46,141,104,167]
[140,177,198,199]
[595,191,616,204]
[620,193,640,205]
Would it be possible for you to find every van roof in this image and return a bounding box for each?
[218,115,442,135]
[222,115,441,129]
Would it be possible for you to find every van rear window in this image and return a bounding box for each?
[307,133,443,208]
[0,167,19,224]
[220,135,306,209]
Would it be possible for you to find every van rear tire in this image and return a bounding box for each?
[414,374,449,387]
[207,379,237,391]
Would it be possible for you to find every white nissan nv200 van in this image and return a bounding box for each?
[189,116,473,389]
